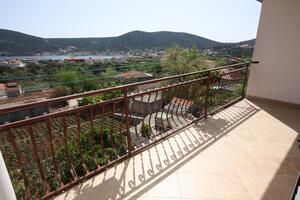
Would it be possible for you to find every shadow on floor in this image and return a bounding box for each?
[59,100,259,200]
[251,100,300,200]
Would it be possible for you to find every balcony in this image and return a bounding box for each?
[0,62,299,200]
[53,99,300,200]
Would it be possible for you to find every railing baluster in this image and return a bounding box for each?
[7,128,30,199]
[134,94,144,139]
[123,88,133,154]
[242,63,249,97]
[75,111,84,163]
[110,102,115,148]
[119,101,125,137]
[46,119,59,174]
[61,116,73,178]
[204,72,211,119]
[100,106,104,148]
[27,124,46,182]
[148,91,159,135]
[89,109,95,157]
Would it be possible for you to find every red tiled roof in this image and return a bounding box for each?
[0,84,5,90]
[119,70,150,79]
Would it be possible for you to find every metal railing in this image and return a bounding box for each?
[0,62,250,200]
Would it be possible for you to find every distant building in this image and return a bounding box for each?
[119,70,154,82]
[0,84,7,99]
[7,60,26,69]
[65,58,86,63]
[0,61,8,66]
[204,60,216,68]
[5,82,22,98]
[65,58,94,64]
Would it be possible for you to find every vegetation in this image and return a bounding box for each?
[162,45,208,75]
[9,123,127,199]
[140,122,151,138]
[50,86,71,98]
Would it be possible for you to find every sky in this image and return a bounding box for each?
[0,0,262,43]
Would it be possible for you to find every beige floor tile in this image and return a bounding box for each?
[146,173,180,198]
[178,173,217,199]
[228,156,268,175]
[212,174,253,200]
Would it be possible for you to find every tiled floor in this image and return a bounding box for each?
[54,99,300,200]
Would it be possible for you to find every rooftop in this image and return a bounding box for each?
[54,99,300,200]
[119,70,153,79]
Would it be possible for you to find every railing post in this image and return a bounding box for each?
[204,71,211,119]
[0,150,17,200]
[241,63,250,98]
[123,87,133,154]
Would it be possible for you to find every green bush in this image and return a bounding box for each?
[104,148,118,161]
[50,124,127,190]
[13,181,25,200]
[140,122,151,138]
[83,152,96,171]
[50,86,71,98]
[61,167,72,184]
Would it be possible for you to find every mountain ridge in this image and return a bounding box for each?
[0,29,255,56]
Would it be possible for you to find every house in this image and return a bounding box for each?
[7,60,26,69]
[5,82,22,98]
[0,84,7,99]
[204,60,216,68]
[119,70,154,82]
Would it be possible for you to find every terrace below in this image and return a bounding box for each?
[53,99,300,200]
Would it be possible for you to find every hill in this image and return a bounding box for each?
[0,29,60,55]
[0,29,255,55]
[48,31,223,51]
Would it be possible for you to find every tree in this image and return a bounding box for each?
[57,68,82,93]
[162,45,208,75]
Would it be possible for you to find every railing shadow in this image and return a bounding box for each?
[56,100,260,200]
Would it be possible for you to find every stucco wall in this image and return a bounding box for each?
[247,0,300,104]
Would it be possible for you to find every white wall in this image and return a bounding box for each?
[247,0,300,105]
[0,151,16,200]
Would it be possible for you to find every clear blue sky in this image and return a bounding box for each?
[0,0,261,42]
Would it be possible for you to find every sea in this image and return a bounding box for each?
[0,54,126,61]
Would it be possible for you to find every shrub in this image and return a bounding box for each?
[104,148,118,161]
[13,181,25,200]
[95,157,108,166]
[77,95,102,107]
[50,86,71,98]
[61,168,72,184]
[48,177,59,191]
[101,89,123,100]
[74,162,85,177]
[140,122,151,138]
[83,152,96,171]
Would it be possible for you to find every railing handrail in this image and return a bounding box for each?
[0,61,249,115]
[0,66,249,131]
